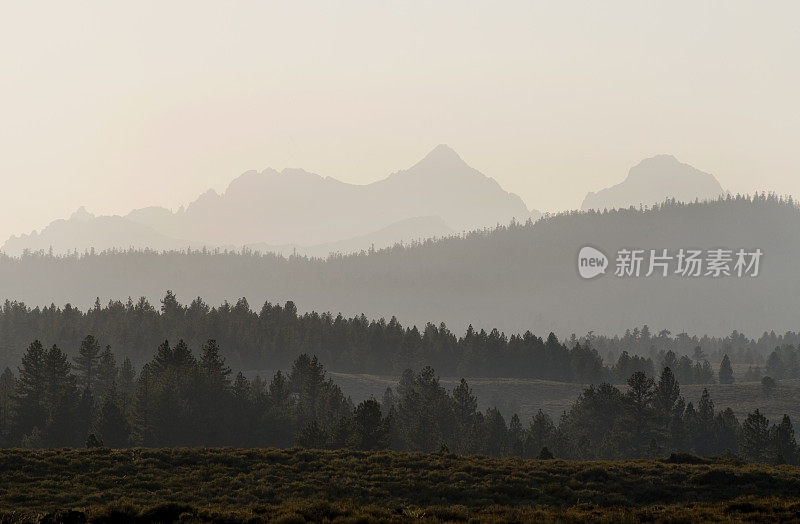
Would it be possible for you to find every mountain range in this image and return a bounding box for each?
[2,149,727,257]
[1,145,536,257]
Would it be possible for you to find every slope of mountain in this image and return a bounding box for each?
[244,215,455,258]
[0,196,794,339]
[581,155,725,211]
[125,144,537,246]
[2,146,537,255]
[0,207,190,256]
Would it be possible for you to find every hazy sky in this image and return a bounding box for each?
[1,1,798,242]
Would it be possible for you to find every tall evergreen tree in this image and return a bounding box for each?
[132,364,156,446]
[0,367,15,443]
[740,409,769,462]
[12,341,47,439]
[96,385,131,448]
[96,345,118,398]
[349,398,389,450]
[653,367,680,415]
[624,372,656,456]
[771,414,797,464]
[484,408,509,456]
[197,339,232,445]
[719,354,735,384]
[526,409,555,457]
[693,388,716,455]
[199,339,231,389]
[73,335,101,392]
[713,407,739,454]
[75,388,94,445]
[118,357,137,404]
[42,344,79,446]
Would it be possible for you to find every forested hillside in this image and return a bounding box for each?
[1,291,783,381]
[0,293,606,379]
[0,195,797,337]
[5,289,800,385]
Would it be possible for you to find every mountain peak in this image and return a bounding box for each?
[633,154,682,170]
[400,145,471,177]
[643,153,678,162]
[420,144,464,165]
[69,206,94,222]
[6,146,535,252]
[581,155,725,211]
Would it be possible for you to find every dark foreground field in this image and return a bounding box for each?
[2,448,800,523]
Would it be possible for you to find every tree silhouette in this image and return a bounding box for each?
[719,354,735,384]
[73,335,101,392]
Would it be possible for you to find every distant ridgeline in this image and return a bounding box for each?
[1,194,799,340]
[0,290,799,383]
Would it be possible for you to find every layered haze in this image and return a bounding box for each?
[0,1,797,342]
[0,196,794,339]
[1,145,534,256]
[3,1,800,510]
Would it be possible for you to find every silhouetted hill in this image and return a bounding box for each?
[1,207,190,255]
[2,146,536,256]
[127,144,536,246]
[0,195,793,338]
[581,155,725,211]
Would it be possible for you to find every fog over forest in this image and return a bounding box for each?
[4,3,800,520]
[0,195,795,339]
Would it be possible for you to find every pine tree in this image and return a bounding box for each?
[0,367,15,442]
[96,385,131,448]
[160,290,183,319]
[199,339,231,389]
[132,364,156,446]
[653,367,681,415]
[295,419,328,448]
[75,388,94,445]
[118,357,137,401]
[74,335,101,392]
[713,407,740,455]
[508,413,524,454]
[12,341,47,438]
[42,344,79,446]
[526,410,555,457]
[766,351,783,380]
[452,378,478,452]
[96,345,118,398]
[537,446,554,459]
[625,372,655,456]
[693,388,716,455]
[452,378,477,425]
[268,370,291,408]
[484,408,509,456]
[198,339,232,445]
[740,409,769,461]
[719,354,735,384]
[771,414,797,464]
[152,340,173,373]
[349,398,389,450]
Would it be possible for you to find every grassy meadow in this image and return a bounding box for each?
[2,447,800,522]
